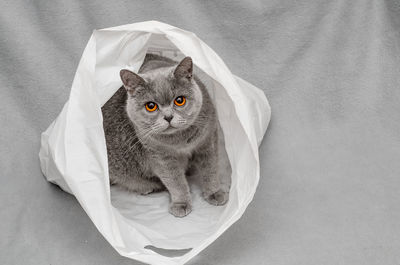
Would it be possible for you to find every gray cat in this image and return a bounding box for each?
[102,54,228,217]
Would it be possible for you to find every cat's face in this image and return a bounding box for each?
[121,57,203,137]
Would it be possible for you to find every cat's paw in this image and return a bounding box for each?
[139,186,165,195]
[138,181,165,195]
[204,189,229,206]
[169,202,192,217]
[139,189,156,195]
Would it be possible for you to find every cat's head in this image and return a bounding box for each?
[120,57,203,137]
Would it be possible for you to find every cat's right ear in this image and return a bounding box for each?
[120,69,145,93]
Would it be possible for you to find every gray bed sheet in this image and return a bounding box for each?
[1,0,400,264]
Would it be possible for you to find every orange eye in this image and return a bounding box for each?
[145,102,158,112]
[174,96,186,106]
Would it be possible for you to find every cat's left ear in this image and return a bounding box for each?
[120,69,145,93]
[174,57,193,81]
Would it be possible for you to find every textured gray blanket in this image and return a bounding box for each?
[1,1,400,264]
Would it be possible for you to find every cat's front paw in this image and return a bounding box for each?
[139,189,156,195]
[137,180,165,195]
[204,189,229,206]
[169,202,192,217]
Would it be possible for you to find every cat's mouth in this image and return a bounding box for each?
[164,124,176,131]
[159,122,189,134]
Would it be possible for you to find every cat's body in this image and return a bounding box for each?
[102,54,228,217]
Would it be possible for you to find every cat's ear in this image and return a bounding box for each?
[120,69,145,92]
[174,57,193,81]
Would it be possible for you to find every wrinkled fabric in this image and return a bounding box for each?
[1,1,400,265]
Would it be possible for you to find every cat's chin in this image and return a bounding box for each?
[159,124,187,135]
[158,125,178,134]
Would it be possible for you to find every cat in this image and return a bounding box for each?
[101,54,229,217]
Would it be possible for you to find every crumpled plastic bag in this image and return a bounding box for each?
[39,21,271,265]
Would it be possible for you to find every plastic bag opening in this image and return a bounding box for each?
[39,21,270,265]
[144,245,192,258]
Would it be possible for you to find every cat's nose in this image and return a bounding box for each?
[164,115,173,123]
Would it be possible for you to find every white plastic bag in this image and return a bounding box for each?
[39,21,271,265]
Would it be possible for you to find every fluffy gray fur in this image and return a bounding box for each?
[102,54,228,217]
